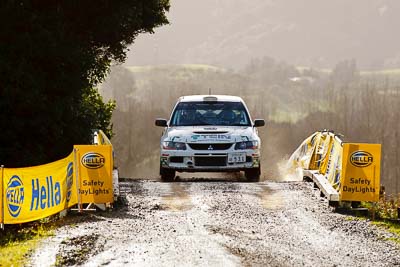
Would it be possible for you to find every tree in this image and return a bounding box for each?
[0,0,170,167]
[331,59,360,86]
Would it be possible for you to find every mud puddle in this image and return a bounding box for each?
[161,183,193,211]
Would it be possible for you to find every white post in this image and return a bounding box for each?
[113,168,119,200]
[93,131,99,145]
[73,148,82,212]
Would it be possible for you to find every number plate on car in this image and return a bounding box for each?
[228,153,246,163]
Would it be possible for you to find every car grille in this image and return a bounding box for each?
[193,131,228,134]
[188,143,233,150]
[169,156,184,163]
[194,156,227,167]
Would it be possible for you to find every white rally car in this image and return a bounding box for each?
[155,95,265,182]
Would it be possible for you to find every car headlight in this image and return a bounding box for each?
[235,141,258,150]
[162,141,187,150]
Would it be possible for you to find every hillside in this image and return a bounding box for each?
[126,0,400,69]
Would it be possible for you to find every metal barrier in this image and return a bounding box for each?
[288,130,381,205]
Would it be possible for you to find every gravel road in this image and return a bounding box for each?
[30,177,400,267]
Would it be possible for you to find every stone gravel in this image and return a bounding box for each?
[30,179,400,267]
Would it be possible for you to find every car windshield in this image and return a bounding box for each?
[170,101,251,126]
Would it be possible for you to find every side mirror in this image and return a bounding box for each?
[254,119,265,127]
[155,118,168,127]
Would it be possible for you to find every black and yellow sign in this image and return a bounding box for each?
[74,145,113,204]
[340,143,381,202]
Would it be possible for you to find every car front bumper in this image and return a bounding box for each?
[160,147,260,172]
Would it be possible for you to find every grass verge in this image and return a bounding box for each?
[352,197,400,244]
[0,223,55,267]
[372,220,400,244]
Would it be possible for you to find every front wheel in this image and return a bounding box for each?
[160,166,175,182]
[245,167,260,182]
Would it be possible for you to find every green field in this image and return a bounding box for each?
[126,64,225,73]
[129,64,400,77]
[361,68,400,76]
[297,65,400,77]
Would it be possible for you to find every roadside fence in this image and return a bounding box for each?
[288,130,381,205]
[0,130,115,229]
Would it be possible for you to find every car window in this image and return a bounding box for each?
[170,101,251,126]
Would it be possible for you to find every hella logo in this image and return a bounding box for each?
[81,152,105,169]
[6,175,24,218]
[350,151,373,167]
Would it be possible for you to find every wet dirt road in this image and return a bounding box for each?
[30,179,400,267]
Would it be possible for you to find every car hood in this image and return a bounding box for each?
[164,126,256,143]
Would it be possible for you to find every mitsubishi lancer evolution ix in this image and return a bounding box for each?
[155,95,265,182]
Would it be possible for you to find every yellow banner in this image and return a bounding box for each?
[340,143,381,202]
[3,153,76,224]
[74,145,113,204]
[1,165,3,226]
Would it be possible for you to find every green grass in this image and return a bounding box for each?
[344,208,400,244]
[372,220,400,244]
[345,216,367,221]
[356,198,400,244]
[0,223,55,267]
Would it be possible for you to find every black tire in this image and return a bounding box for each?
[160,166,175,182]
[245,167,260,182]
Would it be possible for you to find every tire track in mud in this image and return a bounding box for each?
[126,181,241,266]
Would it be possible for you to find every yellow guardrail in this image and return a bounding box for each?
[288,130,381,203]
[94,130,112,145]
[0,142,113,228]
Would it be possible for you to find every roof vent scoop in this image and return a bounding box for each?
[203,96,218,102]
